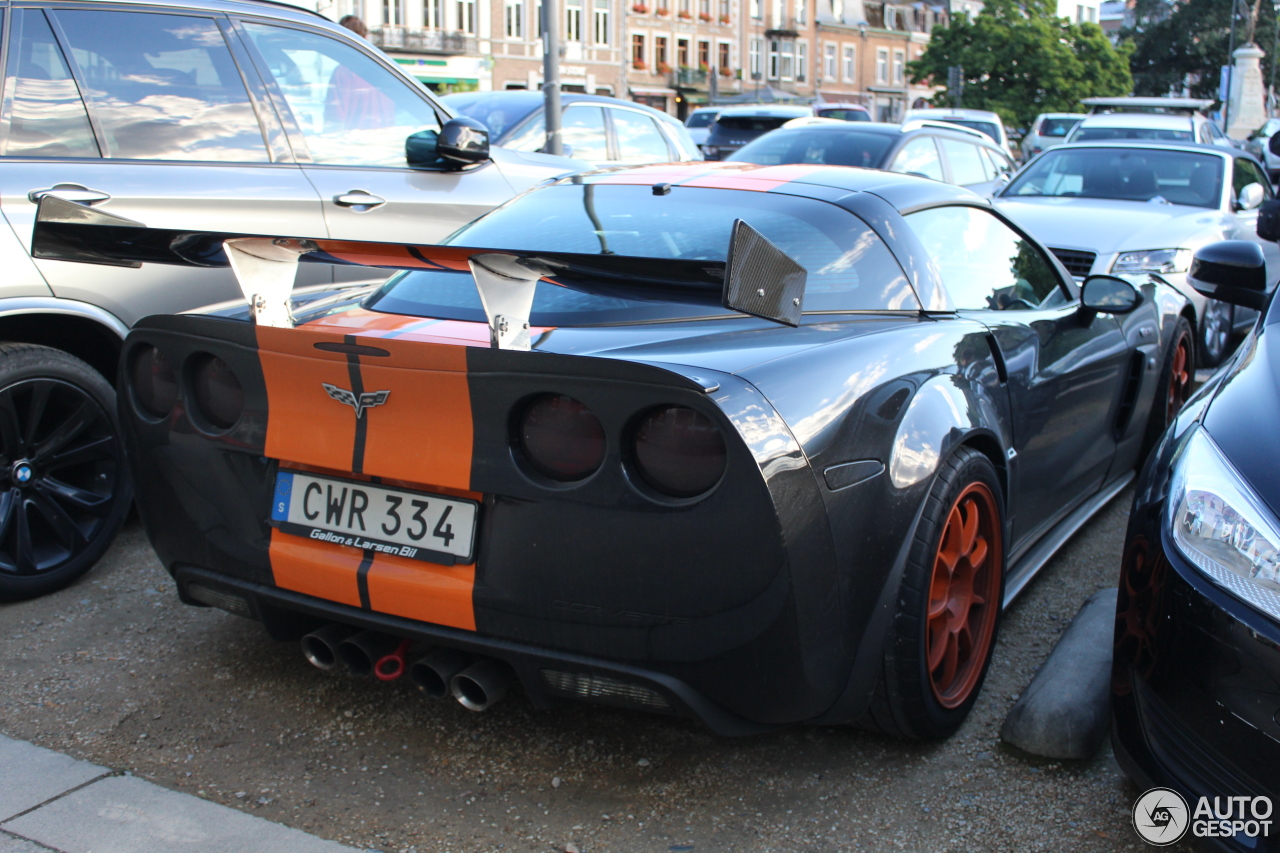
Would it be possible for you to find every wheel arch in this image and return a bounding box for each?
[0,299,128,385]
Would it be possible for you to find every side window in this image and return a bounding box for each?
[1234,157,1273,200]
[53,10,268,162]
[939,138,987,186]
[904,206,1068,311]
[3,10,100,158]
[611,109,671,164]
[889,136,943,181]
[562,105,608,162]
[241,22,440,168]
[982,147,1013,181]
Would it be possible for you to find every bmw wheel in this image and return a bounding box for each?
[858,446,1005,739]
[0,344,131,601]
[1198,298,1234,368]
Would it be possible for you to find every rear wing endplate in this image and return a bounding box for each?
[32,196,807,349]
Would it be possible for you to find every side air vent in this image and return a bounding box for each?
[1113,351,1146,439]
[1049,248,1098,278]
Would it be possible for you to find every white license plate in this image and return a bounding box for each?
[270,470,477,565]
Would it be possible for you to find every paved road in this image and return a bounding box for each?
[0,491,1195,853]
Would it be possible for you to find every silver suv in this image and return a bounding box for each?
[0,0,581,599]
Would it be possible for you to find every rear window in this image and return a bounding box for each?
[366,183,920,324]
[715,116,793,132]
[685,111,719,128]
[1038,118,1081,138]
[1073,126,1193,142]
[726,129,894,168]
[936,118,1000,143]
[816,108,871,122]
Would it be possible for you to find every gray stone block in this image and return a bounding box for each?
[0,831,59,853]
[1000,587,1119,760]
[0,735,107,822]
[3,776,356,853]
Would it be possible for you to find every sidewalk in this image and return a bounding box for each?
[0,735,358,853]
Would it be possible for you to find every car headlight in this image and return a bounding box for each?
[1168,426,1280,619]
[1112,248,1192,275]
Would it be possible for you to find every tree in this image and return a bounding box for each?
[1127,0,1277,104]
[908,0,1133,131]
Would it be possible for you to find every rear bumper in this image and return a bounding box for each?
[175,565,775,736]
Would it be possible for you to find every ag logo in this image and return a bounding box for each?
[1133,787,1190,846]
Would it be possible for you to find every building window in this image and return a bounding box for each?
[566,0,581,40]
[720,0,731,21]
[535,0,543,35]
[697,40,709,69]
[456,0,475,32]
[718,41,730,72]
[699,0,710,18]
[504,0,523,37]
[632,33,645,65]
[656,36,669,68]
[383,0,403,25]
[677,37,690,67]
[1076,4,1084,21]
[749,38,762,77]
[679,0,690,17]
[593,0,609,44]
[794,0,806,25]
[876,47,888,83]
[892,49,904,84]
[824,43,836,78]
[750,0,762,18]
[768,39,779,79]
[771,0,784,27]
[797,41,806,82]
[843,44,855,81]
[424,0,443,28]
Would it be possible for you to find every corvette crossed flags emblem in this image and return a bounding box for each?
[322,383,390,419]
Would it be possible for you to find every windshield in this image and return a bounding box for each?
[1004,147,1223,208]
[1072,125,1193,142]
[936,118,1000,143]
[727,129,894,167]
[1038,118,1081,138]
[443,92,535,138]
[686,111,719,128]
[816,108,871,122]
[366,183,920,325]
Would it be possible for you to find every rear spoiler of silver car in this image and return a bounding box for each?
[32,195,807,349]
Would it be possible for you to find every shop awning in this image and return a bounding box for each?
[630,86,678,96]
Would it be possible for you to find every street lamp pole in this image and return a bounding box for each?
[1226,0,1240,130]
[542,0,563,155]
[1271,1,1280,114]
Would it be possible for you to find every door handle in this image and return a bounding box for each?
[28,184,111,205]
[332,191,386,209]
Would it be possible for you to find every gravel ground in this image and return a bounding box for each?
[0,488,1197,853]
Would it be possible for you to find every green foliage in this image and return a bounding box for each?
[908,0,1133,130]
[1127,0,1277,105]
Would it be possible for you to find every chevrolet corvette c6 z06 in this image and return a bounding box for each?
[32,162,1192,738]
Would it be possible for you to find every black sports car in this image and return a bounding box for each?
[31,162,1191,738]
[1112,239,1280,848]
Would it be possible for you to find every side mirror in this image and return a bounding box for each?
[1188,240,1270,310]
[1238,182,1265,211]
[1080,275,1143,314]
[436,117,490,170]
[1269,132,1280,156]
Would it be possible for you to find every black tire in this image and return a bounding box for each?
[0,344,131,601]
[1197,298,1234,368]
[857,446,1005,739]
[1139,317,1195,463]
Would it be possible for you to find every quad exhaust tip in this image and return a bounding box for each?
[301,624,355,671]
[336,631,402,677]
[409,648,470,698]
[450,659,514,712]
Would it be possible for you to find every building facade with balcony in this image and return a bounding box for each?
[625,0,745,117]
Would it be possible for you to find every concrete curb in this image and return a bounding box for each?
[1000,587,1118,760]
[0,735,359,853]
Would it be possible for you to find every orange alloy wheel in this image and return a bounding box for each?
[926,482,1002,709]
[1166,335,1192,422]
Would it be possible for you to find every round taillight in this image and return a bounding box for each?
[633,406,726,498]
[518,394,606,481]
[190,354,244,430]
[130,345,177,418]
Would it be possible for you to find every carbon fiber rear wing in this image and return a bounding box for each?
[32,195,807,349]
